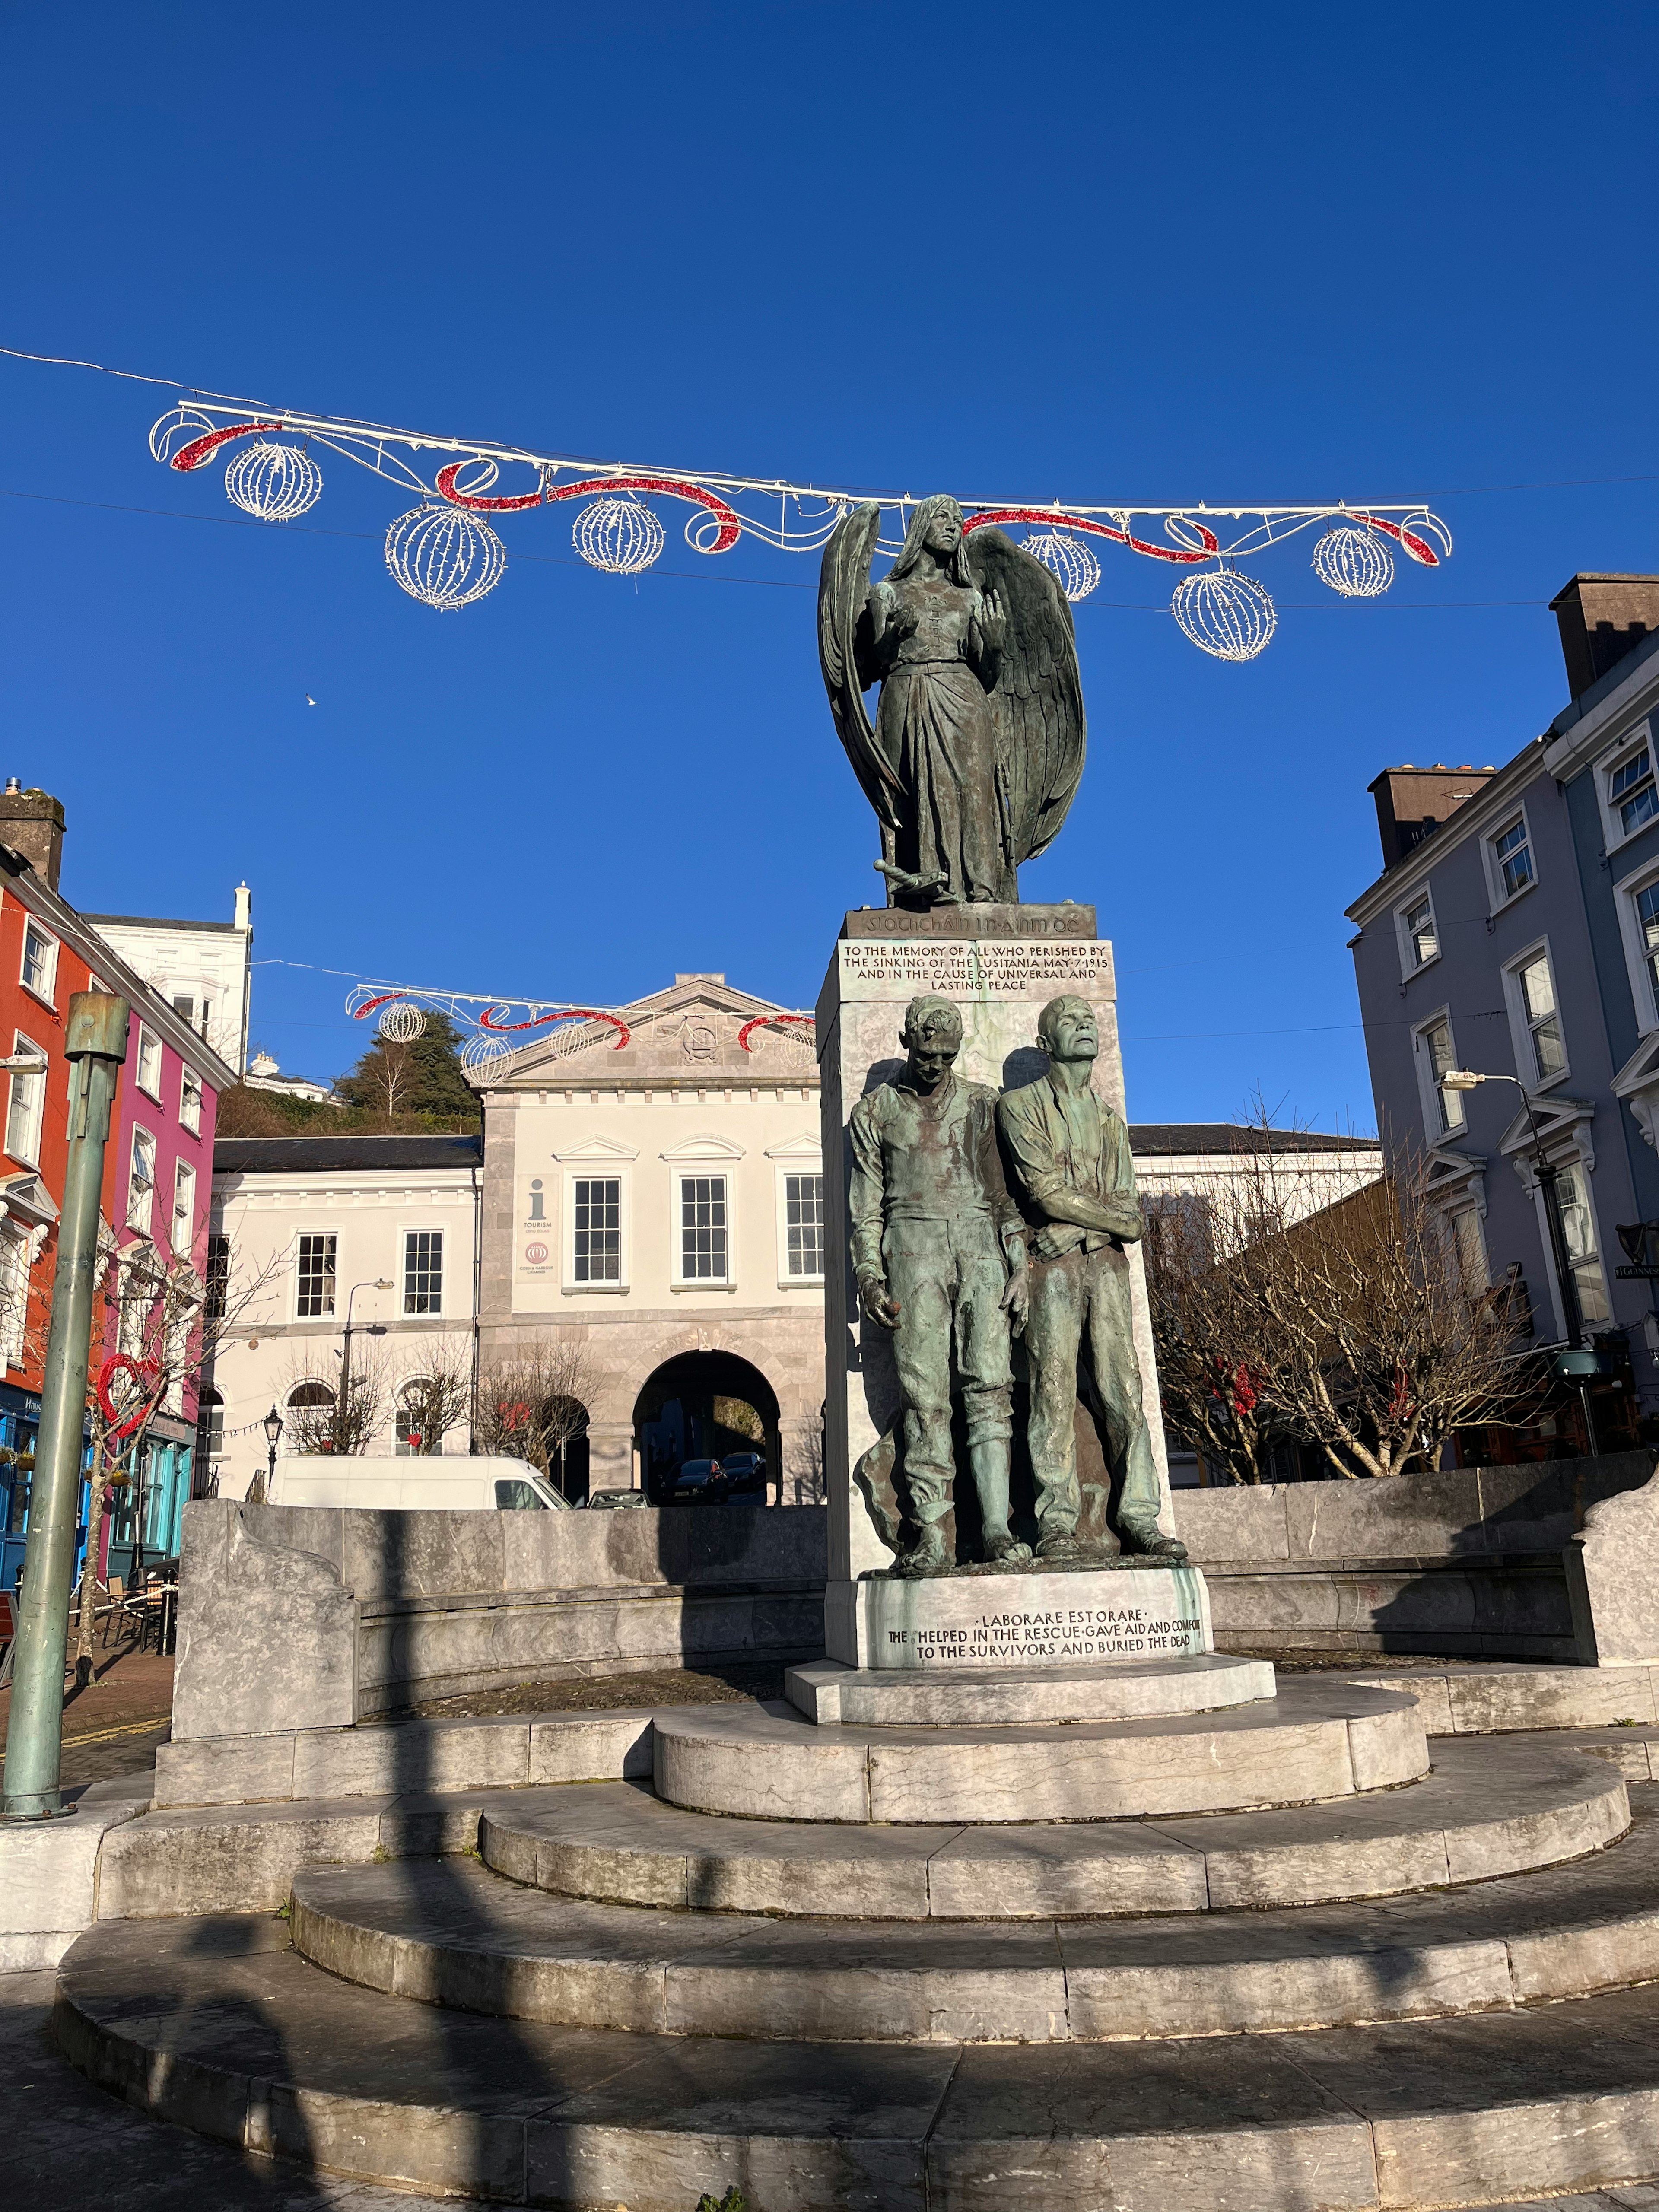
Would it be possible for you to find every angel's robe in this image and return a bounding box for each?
[874,579,1006,903]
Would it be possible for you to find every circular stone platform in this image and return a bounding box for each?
[478,1736,1630,1918]
[652,1678,1429,1825]
[785,1651,1275,1726]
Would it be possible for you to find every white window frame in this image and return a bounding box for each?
[1615,855,1659,1037]
[179,1065,203,1136]
[672,1170,735,1288]
[1393,887,1441,979]
[1481,804,1538,914]
[127,1126,157,1234]
[1449,1204,1488,1292]
[661,1136,744,1291]
[399,1224,445,1318]
[1500,938,1570,1092]
[1544,1154,1612,1336]
[768,1144,826,1287]
[1412,1008,1468,1139]
[19,919,58,1008]
[294,1228,339,1320]
[562,1170,629,1294]
[4,1030,45,1168]
[134,1024,163,1103]
[1597,721,1659,856]
[172,1159,196,1260]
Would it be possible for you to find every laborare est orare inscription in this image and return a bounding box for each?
[888,1600,1205,1666]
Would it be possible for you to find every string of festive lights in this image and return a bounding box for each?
[343,982,815,1072]
[135,389,1455,661]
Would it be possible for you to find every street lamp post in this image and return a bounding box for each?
[262,1405,283,1499]
[338,1280,392,1451]
[3,993,130,1823]
[1444,1068,1602,1452]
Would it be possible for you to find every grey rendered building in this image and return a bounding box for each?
[1347,577,1659,1433]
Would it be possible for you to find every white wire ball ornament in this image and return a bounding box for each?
[1022,530,1101,603]
[1311,524,1395,600]
[384,505,507,611]
[224,440,323,522]
[377,1003,426,1043]
[1169,567,1278,663]
[572,496,665,576]
[460,1031,512,1074]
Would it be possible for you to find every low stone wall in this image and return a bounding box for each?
[1169,1450,1659,1661]
[173,1500,828,1740]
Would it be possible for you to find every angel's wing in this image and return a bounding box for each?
[966,527,1086,868]
[818,503,901,829]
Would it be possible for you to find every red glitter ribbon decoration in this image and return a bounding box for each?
[436,464,742,553]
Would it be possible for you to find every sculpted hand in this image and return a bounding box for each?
[977,587,1008,650]
[858,1271,902,1330]
[1001,1262,1030,1338]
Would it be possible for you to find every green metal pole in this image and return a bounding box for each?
[3,992,127,1822]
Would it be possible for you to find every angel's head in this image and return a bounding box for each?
[891,496,973,587]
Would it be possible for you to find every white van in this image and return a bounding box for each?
[266,1455,571,1511]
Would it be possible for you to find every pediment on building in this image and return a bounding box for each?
[490,974,817,1087]
[0,1170,59,1228]
[764,1132,823,1162]
[1422,1144,1487,1216]
[1497,1093,1598,1182]
[550,1133,640,1163]
[1614,1034,1659,1150]
[660,1133,747,1163]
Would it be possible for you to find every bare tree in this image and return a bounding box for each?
[73,1233,282,1676]
[1144,1195,1282,1487]
[1144,1117,1536,1483]
[474,1336,601,1484]
[393,1336,474,1456]
[277,1338,391,1459]
[1251,1170,1538,1478]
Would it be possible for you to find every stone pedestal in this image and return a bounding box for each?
[816,903,1176,1669]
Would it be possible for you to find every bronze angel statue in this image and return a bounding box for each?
[818,495,1086,907]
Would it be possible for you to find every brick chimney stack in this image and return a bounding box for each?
[0,781,65,892]
[1368,763,1497,872]
[1550,575,1659,700]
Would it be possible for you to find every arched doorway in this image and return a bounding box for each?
[632,1351,780,1504]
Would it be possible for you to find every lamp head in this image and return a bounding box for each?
[262,1404,284,1448]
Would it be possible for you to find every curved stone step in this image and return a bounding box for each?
[480,1735,1630,1917]
[652,1678,1428,1823]
[292,1794,1657,2043]
[784,1650,1276,1726]
[56,1912,1659,2209]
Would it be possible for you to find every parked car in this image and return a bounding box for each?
[716,1451,767,1500]
[585,1488,650,1510]
[267,1456,569,1510]
[665,1459,728,1506]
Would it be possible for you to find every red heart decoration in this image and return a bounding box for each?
[99,1353,161,1445]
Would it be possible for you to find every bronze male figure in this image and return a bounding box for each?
[997,994,1187,1564]
[849,994,1030,1575]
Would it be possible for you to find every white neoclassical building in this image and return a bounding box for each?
[202,1132,483,1500]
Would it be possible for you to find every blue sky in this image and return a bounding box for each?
[2,2,1656,1130]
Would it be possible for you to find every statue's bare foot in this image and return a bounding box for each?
[893,1525,951,1578]
[1117,1519,1189,1562]
[1034,1532,1086,1563]
[982,1531,1032,1566]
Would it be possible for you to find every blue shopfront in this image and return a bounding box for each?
[0,1379,93,1598]
[103,1421,194,1586]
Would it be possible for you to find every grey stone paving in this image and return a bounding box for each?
[1,1969,456,2209]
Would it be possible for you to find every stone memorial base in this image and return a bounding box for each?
[785,1649,1274,1726]
[817,902,1178,1667]
[827,1559,1213,1675]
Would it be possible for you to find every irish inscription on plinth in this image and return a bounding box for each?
[862,1565,1212,1672]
